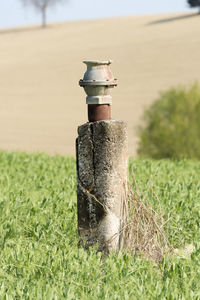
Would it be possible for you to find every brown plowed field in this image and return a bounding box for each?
[0,12,200,156]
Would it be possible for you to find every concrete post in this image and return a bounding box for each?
[77,61,128,253]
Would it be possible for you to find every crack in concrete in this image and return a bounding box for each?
[88,123,98,228]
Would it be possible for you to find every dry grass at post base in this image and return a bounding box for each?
[78,166,192,264]
[77,174,172,262]
[122,180,173,263]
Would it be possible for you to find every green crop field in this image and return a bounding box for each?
[0,151,199,299]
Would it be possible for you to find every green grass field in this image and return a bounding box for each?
[0,151,199,299]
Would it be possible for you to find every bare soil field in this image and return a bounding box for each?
[0,12,200,156]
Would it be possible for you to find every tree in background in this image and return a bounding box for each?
[188,0,200,13]
[137,83,200,159]
[21,0,67,28]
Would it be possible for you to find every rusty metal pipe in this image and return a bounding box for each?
[88,104,111,122]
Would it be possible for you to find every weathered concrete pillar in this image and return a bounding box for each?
[77,60,128,253]
[76,120,128,252]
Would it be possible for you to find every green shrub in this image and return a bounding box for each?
[137,83,200,159]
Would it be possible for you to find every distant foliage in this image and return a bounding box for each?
[137,83,200,159]
[21,0,68,27]
[188,0,200,12]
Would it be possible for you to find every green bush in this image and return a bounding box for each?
[137,83,200,159]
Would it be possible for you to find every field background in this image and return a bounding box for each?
[0,12,200,156]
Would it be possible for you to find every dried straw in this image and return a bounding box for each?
[121,171,173,262]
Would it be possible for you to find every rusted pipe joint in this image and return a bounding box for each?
[79,60,117,105]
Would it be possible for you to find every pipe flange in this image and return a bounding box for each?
[79,79,118,87]
[79,60,118,105]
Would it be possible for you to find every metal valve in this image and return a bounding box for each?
[79,60,117,122]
